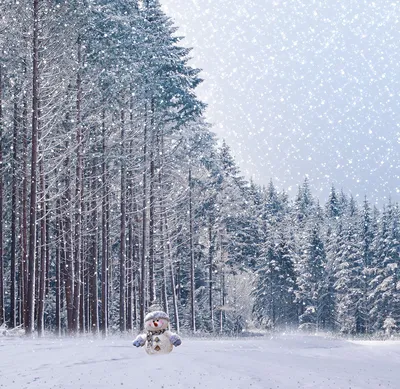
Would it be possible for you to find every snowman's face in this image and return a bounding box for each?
[145,318,169,331]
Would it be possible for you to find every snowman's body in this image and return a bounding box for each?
[133,310,181,355]
[144,329,174,355]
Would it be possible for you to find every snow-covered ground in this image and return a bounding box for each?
[1,333,399,389]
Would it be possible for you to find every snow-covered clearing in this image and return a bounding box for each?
[1,334,399,389]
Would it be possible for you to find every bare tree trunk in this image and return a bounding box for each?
[157,132,167,315]
[126,96,135,331]
[148,107,155,304]
[21,72,29,329]
[73,35,83,333]
[10,84,18,328]
[163,211,179,332]
[149,157,155,304]
[106,191,110,328]
[219,233,225,333]
[55,201,62,336]
[27,0,40,334]
[120,109,126,332]
[37,158,46,336]
[81,210,88,333]
[64,219,74,333]
[133,190,140,327]
[126,160,134,331]
[140,105,148,330]
[35,204,40,327]
[159,210,168,314]
[85,263,90,332]
[127,220,133,331]
[189,167,195,332]
[45,205,50,299]
[0,66,4,326]
[89,161,99,334]
[79,259,85,333]
[18,253,23,326]
[101,109,108,336]
[62,140,74,332]
[79,192,85,333]
[59,205,68,334]
[208,219,214,332]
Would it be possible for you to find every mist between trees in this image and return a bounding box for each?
[0,0,398,337]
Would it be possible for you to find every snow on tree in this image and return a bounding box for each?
[295,217,326,331]
[369,202,400,332]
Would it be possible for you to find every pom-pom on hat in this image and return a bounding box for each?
[145,303,170,322]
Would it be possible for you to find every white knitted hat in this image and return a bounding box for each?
[144,310,170,322]
[145,303,170,322]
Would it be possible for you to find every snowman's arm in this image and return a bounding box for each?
[132,333,146,347]
[166,330,182,347]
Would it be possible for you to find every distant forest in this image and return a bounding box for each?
[0,0,398,336]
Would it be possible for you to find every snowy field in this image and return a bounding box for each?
[1,333,399,389]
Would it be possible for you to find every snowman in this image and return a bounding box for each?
[132,308,181,355]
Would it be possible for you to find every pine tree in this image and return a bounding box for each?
[253,208,296,329]
[296,219,326,331]
[294,178,314,224]
[369,202,400,331]
[334,201,365,333]
[359,197,375,333]
[326,185,340,219]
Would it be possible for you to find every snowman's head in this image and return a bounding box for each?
[144,310,170,332]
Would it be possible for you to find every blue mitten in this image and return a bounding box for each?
[170,334,181,347]
[133,337,145,347]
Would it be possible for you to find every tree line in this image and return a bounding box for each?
[0,0,398,337]
[252,180,400,335]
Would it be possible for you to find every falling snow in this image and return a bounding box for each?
[162,0,400,204]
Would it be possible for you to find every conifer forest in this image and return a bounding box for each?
[0,0,399,337]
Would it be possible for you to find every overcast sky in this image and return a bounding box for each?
[161,0,400,205]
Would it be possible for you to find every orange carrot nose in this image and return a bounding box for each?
[154,321,158,327]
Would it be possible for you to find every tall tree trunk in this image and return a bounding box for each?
[73,35,83,333]
[101,109,108,336]
[127,220,133,331]
[85,263,90,332]
[208,219,214,332]
[62,140,74,332]
[18,253,23,326]
[27,0,40,334]
[219,233,226,333]
[140,105,148,330]
[159,208,168,314]
[120,109,126,332]
[148,105,155,304]
[0,66,4,326]
[55,201,61,336]
[89,161,99,334]
[163,211,179,332]
[59,205,68,334]
[149,155,155,304]
[37,158,46,336]
[133,190,140,327]
[126,161,134,331]
[45,204,50,299]
[189,167,195,332]
[126,95,135,331]
[79,190,85,334]
[106,191,110,328]
[158,132,167,315]
[10,84,18,328]
[21,71,29,329]
[79,257,85,332]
